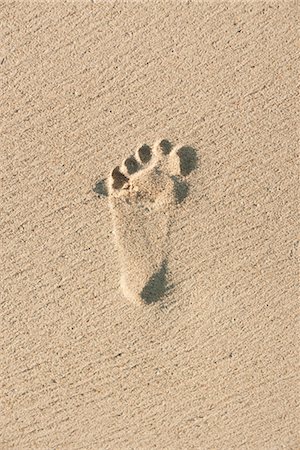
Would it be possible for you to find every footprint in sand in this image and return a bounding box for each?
[96,139,197,304]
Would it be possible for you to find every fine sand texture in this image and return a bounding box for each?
[1,1,299,449]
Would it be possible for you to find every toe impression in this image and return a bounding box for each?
[111,167,129,190]
[124,156,139,174]
[158,139,172,155]
[176,146,198,176]
[138,144,152,164]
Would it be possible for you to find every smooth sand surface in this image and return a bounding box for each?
[1,1,299,449]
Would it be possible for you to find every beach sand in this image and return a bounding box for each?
[1,1,299,448]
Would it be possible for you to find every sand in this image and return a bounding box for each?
[1,1,299,449]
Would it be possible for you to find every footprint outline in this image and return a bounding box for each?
[94,138,198,304]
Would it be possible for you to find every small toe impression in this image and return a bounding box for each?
[158,139,172,155]
[177,146,198,176]
[93,178,108,197]
[138,144,152,164]
[125,156,139,174]
[111,166,129,190]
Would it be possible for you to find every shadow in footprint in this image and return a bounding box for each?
[177,146,198,176]
[93,178,108,197]
[160,139,173,155]
[141,260,172,304]
[172,177,189,204]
